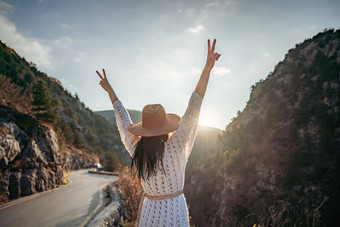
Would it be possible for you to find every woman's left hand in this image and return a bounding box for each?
[205,39,221,70]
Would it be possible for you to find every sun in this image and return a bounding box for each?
[198,113,214,127]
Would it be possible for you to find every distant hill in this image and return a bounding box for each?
[185,29,340,226]
[95,109,142,125]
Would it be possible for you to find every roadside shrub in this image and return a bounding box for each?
[103,150,119,172]
[116,165,143,223]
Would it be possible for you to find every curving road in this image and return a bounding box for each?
[0,169,117,227]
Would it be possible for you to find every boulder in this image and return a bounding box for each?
[20,169,37,196]
[36,127,61,164]
[22,140,47,165]
[0,122,22,168]
[35,167,47,192]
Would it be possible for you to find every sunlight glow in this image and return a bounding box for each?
[199,113,215,127]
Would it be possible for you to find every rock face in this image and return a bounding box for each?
[185,29,340,226]
[0,120,96,202]
[0,39,117,203]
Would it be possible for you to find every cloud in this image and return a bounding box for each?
[187,24,204,34]
[73,51,87,63]
[191,67,202,75]
[205,2,216,7]
[205,0,237,8]
[184,8,195,17]
[61,23,72,29]
[226,0,238,5]
[212,66,231,76]
[0,1,14,14]
[308,25,317,30]
[247,52,275,78]
[53,36,73,49]
[262,52,270,58]
[173,49,190,59]
[0,13,52,69]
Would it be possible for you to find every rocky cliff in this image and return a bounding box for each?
[0,40,121,203]
[0,106,96,202]
[185,29,340,226]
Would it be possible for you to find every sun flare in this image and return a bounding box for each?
[198,113,214,127]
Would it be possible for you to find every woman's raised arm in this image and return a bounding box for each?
[96,68,118,103]
[96,68,140,156]
[194,39,221,98]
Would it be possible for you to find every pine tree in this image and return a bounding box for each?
[31,80,59,123]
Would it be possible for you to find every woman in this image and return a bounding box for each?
[96,39,221,227]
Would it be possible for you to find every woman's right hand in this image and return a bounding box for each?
[96,68,113,93]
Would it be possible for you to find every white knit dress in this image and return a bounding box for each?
[113,92,202,227]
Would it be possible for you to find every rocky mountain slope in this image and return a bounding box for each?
[0,40,127,203]
[185,29,340,226]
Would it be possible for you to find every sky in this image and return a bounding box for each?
[0,0,339,130]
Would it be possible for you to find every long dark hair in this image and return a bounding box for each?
[131,134,168,180]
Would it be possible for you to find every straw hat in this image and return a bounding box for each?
[128,104,180,137]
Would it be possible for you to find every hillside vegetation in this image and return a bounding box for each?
[0,40,130,202]
[0,40,129,165]
[185,29,340,226]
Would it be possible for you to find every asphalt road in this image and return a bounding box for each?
[0,169,117,227]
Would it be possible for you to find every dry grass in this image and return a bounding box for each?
[115,165,143,223]
[62,170,69,185]
[120,222,135,227]
[0,194,9,205]
[0,75,32,113]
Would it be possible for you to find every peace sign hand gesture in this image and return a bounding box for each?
[96,68,113,93]
[205,39,221,70]
[96,68,118,103]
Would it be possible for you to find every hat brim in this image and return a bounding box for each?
[128,114,181,137]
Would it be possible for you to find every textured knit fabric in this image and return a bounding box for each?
[113,92,203,227]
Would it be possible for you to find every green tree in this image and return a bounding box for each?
[31,80,59,123]
[102,150,119,172]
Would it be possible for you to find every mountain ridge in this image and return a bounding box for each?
[185,29,340,226]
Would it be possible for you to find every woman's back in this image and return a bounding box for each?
[113,92,202,226]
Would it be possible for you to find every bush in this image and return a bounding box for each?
[102,150,119,172]
[115,165,143,223]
